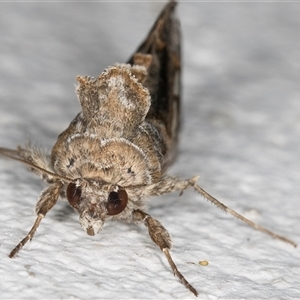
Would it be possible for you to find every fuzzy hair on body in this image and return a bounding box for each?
[0,1,296,297]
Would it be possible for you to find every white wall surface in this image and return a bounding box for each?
[0,1,299,299]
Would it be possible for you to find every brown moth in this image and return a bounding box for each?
[0,1,296,297]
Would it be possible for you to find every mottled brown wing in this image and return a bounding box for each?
[127,1,181,170]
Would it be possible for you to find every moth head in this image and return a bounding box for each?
[66,181,128,236]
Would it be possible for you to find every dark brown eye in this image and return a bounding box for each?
[67,183,82,209]
[106,189,128,215]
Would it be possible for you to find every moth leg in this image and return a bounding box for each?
[133,209,198,297]
[0,146,70,183]
[145,176,297,247]
[9,215,43,258]
[9,182,63,258]
[189,178,297,247]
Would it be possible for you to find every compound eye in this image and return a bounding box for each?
[67,183,82,209]
[106,189,128,216]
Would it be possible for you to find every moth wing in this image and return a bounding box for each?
[127,1,181,169]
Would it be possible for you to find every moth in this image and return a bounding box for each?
[0,1,296,297]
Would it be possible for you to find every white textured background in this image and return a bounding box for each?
[0,1,300,299]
